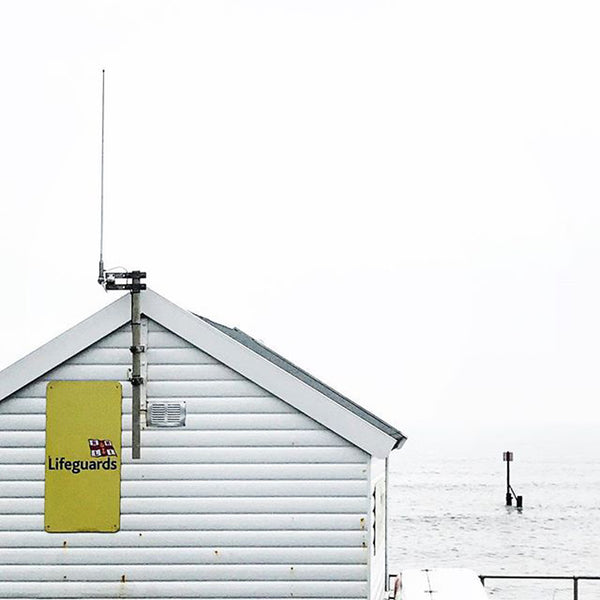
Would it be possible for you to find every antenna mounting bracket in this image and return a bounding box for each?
[102,270,147,292]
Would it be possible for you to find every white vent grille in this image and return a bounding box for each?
[147,402,186,427]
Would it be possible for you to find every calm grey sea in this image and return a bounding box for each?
[387,426,600,600]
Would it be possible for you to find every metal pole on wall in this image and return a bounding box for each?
[130,273,144,460]
[98,269,147,458]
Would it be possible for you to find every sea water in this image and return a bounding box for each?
[387,425,600,600]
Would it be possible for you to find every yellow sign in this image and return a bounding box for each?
[45,381,122,533]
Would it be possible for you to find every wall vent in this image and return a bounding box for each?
[147,402,186,427]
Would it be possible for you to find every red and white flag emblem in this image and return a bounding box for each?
[88,439,117,457]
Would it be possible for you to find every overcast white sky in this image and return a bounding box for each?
[1,1,599,447]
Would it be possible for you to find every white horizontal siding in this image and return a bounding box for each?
[0,496,368,515]
[1,463,367,480]
[45,364,244,381]
[0,412,326,431]
[0,396,297,414]
[96,330,196,348]
[0,547,367,565]
[14,380,269,398]
[0,513,367,531]
[0,581,367,598]
[0,446,366,464]
[1,429,349,447]
[0,530,367,547]
[0,480,367,498]
[0,563,367,581]
[0,319,370,600]
[71,347,219,365]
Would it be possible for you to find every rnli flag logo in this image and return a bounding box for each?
[88,439,117,458]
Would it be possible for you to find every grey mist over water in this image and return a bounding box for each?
[388,425,600,599]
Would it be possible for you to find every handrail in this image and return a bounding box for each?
[479,575,600,599]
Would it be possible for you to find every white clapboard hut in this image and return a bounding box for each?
[0,289,406,600]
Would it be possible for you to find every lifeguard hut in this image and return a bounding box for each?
[0,288,406,600]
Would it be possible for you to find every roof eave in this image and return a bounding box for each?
[143,290,402,458]
[0,294,131,402]
[392,434,408,450]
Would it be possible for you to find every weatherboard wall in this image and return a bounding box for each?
[369,457,387,600]
[0,319,373,599]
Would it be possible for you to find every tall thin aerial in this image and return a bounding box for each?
[98,69,105,285]
[94,69,147,460]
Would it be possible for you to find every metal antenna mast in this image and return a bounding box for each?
[96,69,147,460]
[98,69,106,284]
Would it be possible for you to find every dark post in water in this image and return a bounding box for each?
[503,451,523,508]
[503,451,513,505]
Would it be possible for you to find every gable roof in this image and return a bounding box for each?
[0,289,406,457]
[199,315,405,445]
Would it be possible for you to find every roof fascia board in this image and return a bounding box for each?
[142,289,397,457]
[0,294,131,402]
